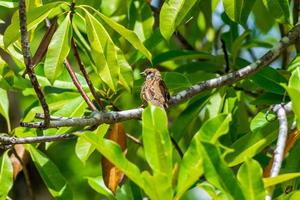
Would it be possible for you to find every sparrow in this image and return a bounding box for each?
[140,68,170,109]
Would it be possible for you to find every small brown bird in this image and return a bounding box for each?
[140,68,170,109]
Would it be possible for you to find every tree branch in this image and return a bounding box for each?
[19,0,50,127]
[20,108,143,128]
[64,59,98,111]
[265,104,289,200]
[18,23,300,129]
[170,24,300,105]
[71,38,105,110]
[0,133,77,144]
[221,39,230,73]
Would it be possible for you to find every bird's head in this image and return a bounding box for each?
[141,68,161,80]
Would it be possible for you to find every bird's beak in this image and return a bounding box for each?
[140,71,146,76]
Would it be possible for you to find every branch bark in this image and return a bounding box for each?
[64,59,98,111]
[19,0,50,127]
[265,104,289,200]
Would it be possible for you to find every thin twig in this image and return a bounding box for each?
[0,133,77,144]
[175,32,194,50]
[293,0,300,52]
[279,24,289,69]
[71,38,105,110]
[19,0,50,127]
[12,147,35,200]
[64,1,101,112]
[171,136,183,157]
[221,39,230,73]
[265,104,289,200]
[64,59,97,111]
[126,133,142,145]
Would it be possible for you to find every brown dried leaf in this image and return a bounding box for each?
[102,123,126,193]
[32,17,58,66]
[10,144,28,179]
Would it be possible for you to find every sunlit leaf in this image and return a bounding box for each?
[141,104,173,200]
[176,114,231,199]
[223,0,256,26]
[285,68,300,130]
[201,142,245,200]
[264,173,300,187]
[82,6,152,60]
[80,132,144,191]
[87,176,113,198]
[0,151,13,200]
[0,88,10,132]
[237,158,265,200]
[3,2,62,47]
[160,0,198,40]
[75,124,110,165]
[85,12,119,91]
[225,121,278,166]
[44,14,72,84]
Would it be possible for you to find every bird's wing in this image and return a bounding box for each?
[159,79,170,101]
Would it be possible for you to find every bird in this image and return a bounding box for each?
[140,68,170,109]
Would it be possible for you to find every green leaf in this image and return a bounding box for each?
[201,142,245,200]
[250,67,287,95]
[129,0,154,41]
[75,125,110,164]
[224,121,278,166]
[262,0,290,23]
[0,1,18,8]
[48,96,88,135]
[176,127,204,199]
[44,14,72,84]
[285,68,300,130]
[80,132,144,191]
[252,0,275,33]
[223,0,256,26]
[231,31,249,65]
[3,2,62,47]
[27,145,72,199]
[85,12,119,91]
[0,88,10,132]
[198,114,232,144]
[0,151,13,200]
[87,176,113,198]
[83,6,152,60]
[160,0,198,40]
[171,95,208,141]
[250,111,275,132]
[263,173,300,187]
[118,52,133,91]
[75,137,95,164]
[237,158,265,200]
[163,72,191,92]
[141,104,173,200]
[288,54,300,72]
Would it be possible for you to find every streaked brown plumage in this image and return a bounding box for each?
[140,68,170,109]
